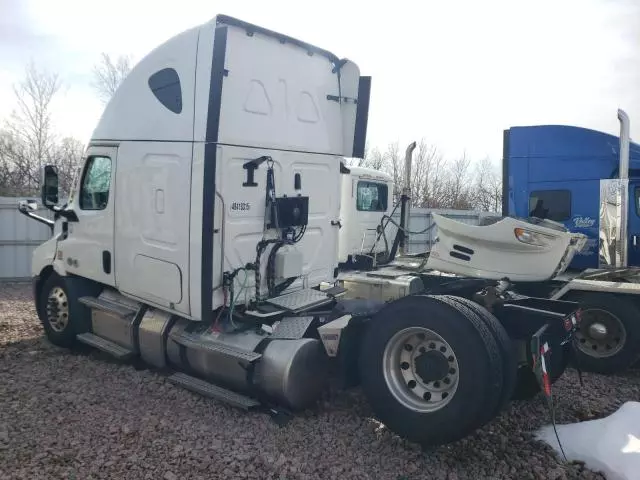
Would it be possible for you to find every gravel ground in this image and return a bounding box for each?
[1,282,639,479]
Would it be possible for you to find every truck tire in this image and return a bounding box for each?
[358,294,504,446]
[37,273,97,348]
[565,292,640,374]
[441,296,517,418]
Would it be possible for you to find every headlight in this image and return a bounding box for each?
[514,227,551,246]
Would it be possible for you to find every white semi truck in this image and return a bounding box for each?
[18,14,583,447]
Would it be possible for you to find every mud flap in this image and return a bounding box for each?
[531,323,568,461]
[530,324,553,399]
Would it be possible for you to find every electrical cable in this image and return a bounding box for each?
[380,215,437,235]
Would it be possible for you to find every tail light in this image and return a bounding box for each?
[564,309,582,331]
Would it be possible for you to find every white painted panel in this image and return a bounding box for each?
[338,60,361,157]
[212,145,341,309]
[90,26,198,142]
[62,146,117,286]
[131,254,182,304]
[188,143,205,320]
[114,142,191,314]
[217,26,343,155]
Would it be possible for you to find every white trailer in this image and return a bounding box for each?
[19,15,582,447]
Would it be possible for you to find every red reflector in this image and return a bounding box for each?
[575,309,582,323]
[543,373,552,397]
[564,317,572,331]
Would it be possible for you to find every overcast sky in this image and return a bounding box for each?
[0,0,638,162]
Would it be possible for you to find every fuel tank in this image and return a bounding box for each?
[166,319,329,410]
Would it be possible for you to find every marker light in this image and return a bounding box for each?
[514,227,549,246]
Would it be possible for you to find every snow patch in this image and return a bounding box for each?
[535,401,640,480]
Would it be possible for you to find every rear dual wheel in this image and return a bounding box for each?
[566,293,640,374]
[358,295,509,446]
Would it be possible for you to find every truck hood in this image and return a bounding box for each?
[426,214,587,282]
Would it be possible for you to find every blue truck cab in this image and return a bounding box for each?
[503,122,640,270]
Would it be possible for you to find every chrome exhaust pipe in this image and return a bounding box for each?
[618,109,630,179]
[400,141,417,256]
[617,109,630,267]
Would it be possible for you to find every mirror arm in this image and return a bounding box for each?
[18,207,55,232]
[55,207,79,222]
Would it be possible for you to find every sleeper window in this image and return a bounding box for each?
[148,68,182,114]
[356,181,388,212]
[80,156,112,210]
[528,190,571,221]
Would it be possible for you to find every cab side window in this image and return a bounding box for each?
[79,156,112,210]
[356,181,388,212]
[528,189,571,221]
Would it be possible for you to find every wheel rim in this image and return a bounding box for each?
[383,327,460,413]
[574,308,627,358]
[46,287,69,333]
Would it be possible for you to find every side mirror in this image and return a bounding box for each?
[41,165,59,207]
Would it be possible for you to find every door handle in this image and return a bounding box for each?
[102,251,112,274]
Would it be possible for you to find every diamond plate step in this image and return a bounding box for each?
[271,316,314,339]
[170,331,262,363]
[168,373,260,410]
[266,288,332,312]
[76,332,134,360]
[79,296,137,319]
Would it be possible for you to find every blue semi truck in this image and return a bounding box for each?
[502,110,640,374]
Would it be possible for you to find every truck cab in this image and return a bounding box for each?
[337,165,395,265]
[503,112,640,270]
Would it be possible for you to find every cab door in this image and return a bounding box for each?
[627,181,640,267]
[61,145,117,286]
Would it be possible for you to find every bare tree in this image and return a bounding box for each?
[472,156,502,212]
[52,137,85,197]
[411,138,446,208]
[92,53,133,103]
[0,62,84,198]
[442,153,473,209]
[1,62,62,195]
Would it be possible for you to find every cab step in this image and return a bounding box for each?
[168,372,260,410]
[79,296,138,319]
[170,331,262,363]
[266,288,332,312]
[271,316,314,339]
[76,332,134,360]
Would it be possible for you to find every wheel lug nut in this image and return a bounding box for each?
[407,380,416,389]
[439,346,446,353]
[429,343,436,349]
[400,362,410,370]
[448,355,454,362]
[449,368,456,375]
[419,347,426,354]
[443,377,450,385]
[433,381,440,388]
[404,344,413,352]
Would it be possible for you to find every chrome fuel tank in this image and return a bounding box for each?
[166,319,329,410]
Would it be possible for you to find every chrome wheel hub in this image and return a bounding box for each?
[46,287,69,333]
[383,327,459,413]
[575,308,626,358]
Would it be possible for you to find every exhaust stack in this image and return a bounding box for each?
[618,109,630,179]
[399,141,417,257]
[600,109,631,268]
[616,109,630,268]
